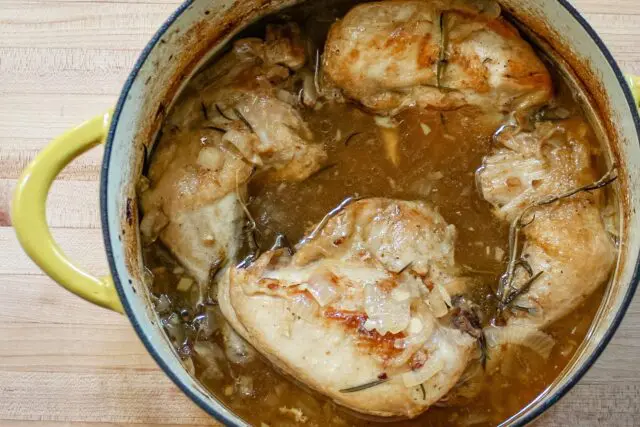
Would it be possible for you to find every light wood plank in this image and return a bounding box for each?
[0,47,139,95]
[0,228,108,276]
[0,371,216,425]
[0,2,176,50]
[0,274,125,326]
[1,180,101,228]
[0,141,103,182]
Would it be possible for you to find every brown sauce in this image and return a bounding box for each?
[142,2,614,425]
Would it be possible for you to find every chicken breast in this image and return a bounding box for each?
[219,198,479,418]
[323,0,552,115]
[477,121,616,327]
[140,24,327,284]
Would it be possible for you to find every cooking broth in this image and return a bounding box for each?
[141,1,616,425]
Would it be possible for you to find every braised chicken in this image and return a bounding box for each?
[140,24,326,284]
[477,122,616,327]
[219,198,480,418]
[323,0,552,115]
[140,2,618,425]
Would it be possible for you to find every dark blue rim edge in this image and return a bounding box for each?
[98,1,640,426]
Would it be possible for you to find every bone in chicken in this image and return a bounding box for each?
[140,23,327,285]
[219,198,481,418]
[477,121,616,328]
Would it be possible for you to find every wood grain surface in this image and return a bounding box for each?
[0,1,638,426]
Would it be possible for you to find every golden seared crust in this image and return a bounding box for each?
[323,0,552,115]
[219,198,476,418]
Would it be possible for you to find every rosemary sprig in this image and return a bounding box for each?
[233,107,254,133]
[204,125,227,133]
[298,196,362,246]
[479,332,488,369]
[436,12,449,88]
[340,377,390,393]
[500,271,543,312]
[201,102,209,120]
[344,132,363,146]
[216,104,235,121]
[235,170,262,269]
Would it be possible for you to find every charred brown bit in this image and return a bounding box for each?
[323,308,404,359]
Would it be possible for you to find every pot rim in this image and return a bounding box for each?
[100,0,640,425]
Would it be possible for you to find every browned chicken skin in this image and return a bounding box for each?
[140,24,327,285]
[323,0,552,115]
[219,198,479,418]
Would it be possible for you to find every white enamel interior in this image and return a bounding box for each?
[102,1,640,425]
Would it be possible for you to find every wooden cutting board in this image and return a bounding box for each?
[0,0,638,425]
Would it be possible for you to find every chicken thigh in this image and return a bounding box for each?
[323,0,552,115]
[140,24,327,285]
[219,198,480,418]
[477,122,616,327]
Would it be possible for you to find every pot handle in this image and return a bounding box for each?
[12,111,123,313]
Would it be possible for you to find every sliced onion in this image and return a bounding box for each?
[302,71,318,107]
[364,282,410,335]
[235,375,255,397]
[402,358,445,387]
[390,312,435,367]
[201,363,225,381]
[374,116,397,129]
[154,294,172,314]
[200,306,222,338]
[427,285,449,318]
[140,209,169,242]
[182,356,195,376]
[305,271,339,307]
[193,341,226,363]
[288,293,318,321]
[222,323,256,365]
[176,277,194,292]
[484,326,555,360]
[197,146,224,170]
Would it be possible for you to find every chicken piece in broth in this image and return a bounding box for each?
[477,122,616,328]
[140,24,327,285]
[219,198,481,418]
[323,0,552,115]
